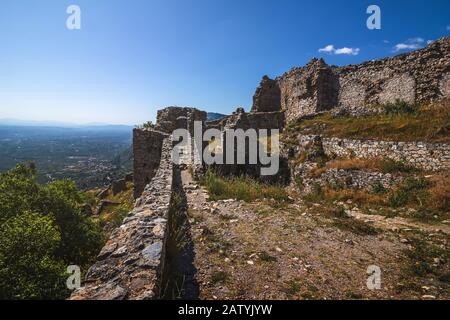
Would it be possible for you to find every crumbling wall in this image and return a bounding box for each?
[71,138,175,300]
[277,58,338,123]
[295,135,450,172]
[155,106,207,134]
[133,129,168,198]
[261,37,450,124]
[251,75,281,112]
[293,161,402,194]
[440,72,450,97]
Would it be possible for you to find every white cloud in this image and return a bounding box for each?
[319,45,335,53]
[447,25,450,31]
[318,44,360,56]
[335,47,360,55]
[393,43,420,51]
[393,37,425,52]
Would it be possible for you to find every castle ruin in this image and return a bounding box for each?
[70,37,449,300]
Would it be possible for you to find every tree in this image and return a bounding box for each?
[0,212,67,299]
[0,163,105,299]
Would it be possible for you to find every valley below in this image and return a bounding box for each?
[0,124,133,189]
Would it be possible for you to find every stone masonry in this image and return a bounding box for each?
[293,161,402,194]
[133,129,168,198]
[71,137,174,300]
[252,37,450,123]
[294,135,450,172]
[71,40,449,300]
[251,75,281,112]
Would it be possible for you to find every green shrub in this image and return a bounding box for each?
[380,159,416,174]
[405,239,449,280]
[0,212,68,299]
[200,170,290,203]
[383,99,417,115]
[142,121,155,129]
[371,181,387,194]
[388,177,429,208]
[0,164,105,299]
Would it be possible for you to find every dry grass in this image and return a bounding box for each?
[97,182,135,228]
[200,170,291,203]
[304,172,449,222]
[308,158,381,178]
[324,199,381,238]
[323,187,386,206]
[327,158,381,171]
[307,157,416,178]
[427,174,450,212]
[287,100,450,143]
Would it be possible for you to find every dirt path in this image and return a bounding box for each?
[346,209,450,235]
[181,170,449,300]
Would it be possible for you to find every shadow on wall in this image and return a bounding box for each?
[161,166,199,300]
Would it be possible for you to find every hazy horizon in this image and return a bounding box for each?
[1,0,449,125]
[0,117,136,127]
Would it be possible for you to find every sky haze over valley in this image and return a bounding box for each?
[0,0,449,125]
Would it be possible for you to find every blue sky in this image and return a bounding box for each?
[0,0,449,125]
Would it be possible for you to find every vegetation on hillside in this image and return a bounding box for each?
[0,125,132,190]
[284,100,450,143]
[0,163,105,299]
[303,172,449,223]
[200,169,290,203]
[307,157,418,178]
[89,183,135,230]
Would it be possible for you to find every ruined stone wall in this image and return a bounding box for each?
[71,138,175,300]
[254,37,450,123]
[251,75,281,112]
[276,58,339,122]
[133,129,168,198]
[210,108,284,132]
[293,161,402,194]
[337,38,449,111]
[295,135,450,172]
[155,106,207,134]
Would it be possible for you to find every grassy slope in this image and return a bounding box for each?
[285,100,450,143]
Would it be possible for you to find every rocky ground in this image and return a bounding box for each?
[181,170,449,300]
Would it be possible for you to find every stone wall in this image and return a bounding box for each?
[254,37,450,123]
[276,58,339,122]
[293,161,402,194]
[134,107,207,198]
[155,106,207,134]
[133,129,168,198]
[71,138,174,300]
[251,75,281,112]
[208,107,284,132]
[294,135,450,172]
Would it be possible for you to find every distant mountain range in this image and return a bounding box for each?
[207,112,227,121]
